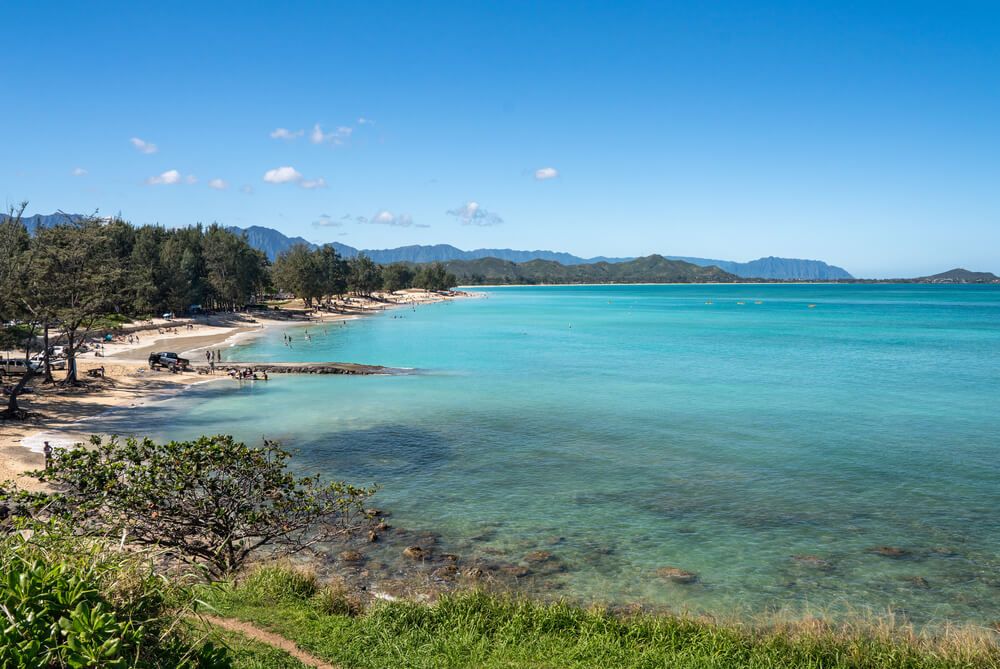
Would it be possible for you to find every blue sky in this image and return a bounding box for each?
[2,1,998,277]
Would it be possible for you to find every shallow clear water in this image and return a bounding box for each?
[88,285,1000,624]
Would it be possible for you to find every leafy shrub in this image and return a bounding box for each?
[0,528,230,668]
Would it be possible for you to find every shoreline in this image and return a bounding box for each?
[0,289,468,487]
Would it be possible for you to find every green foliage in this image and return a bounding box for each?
[0,529,230,668]
[439,254,737,285]
[412,262,457,291]
[381,263,415,293]
[203,567,1000,669]
[15,435,375,577]
[348,254,382,296]
[271,244,347,306]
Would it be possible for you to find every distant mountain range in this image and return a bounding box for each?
[441,255,738,285]
[226,225,853,280]
[15,214,996,282]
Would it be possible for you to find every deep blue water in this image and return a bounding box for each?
[87,284,1000,624]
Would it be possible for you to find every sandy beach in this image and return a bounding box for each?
[0,290,466,489]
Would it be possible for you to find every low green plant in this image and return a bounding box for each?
[0,526,230,668]
[202,565,1000,669]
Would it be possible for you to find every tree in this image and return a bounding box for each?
[16,435,375,577]
[382,263,414,294]
[272,243,323,306]
[347,254,381,297]
[25,217,123,384]
[202,225,269,310]
[316,245,348,301]
[0,203,42,416]
[413,262,458,291]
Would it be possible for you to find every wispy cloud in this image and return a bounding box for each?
[240,184,255,195]
[312,214,342,228]
[310,123,354,145]
[342,210,429,228]
[130,137,158,154]
[446,201,503,226]
[185,174,198,185]
[534,166,559,180]
[371,210,414,227]
[208,178,228,190]
[263,166,303,184]
[71,167,88,177]
[357,117,376,125]
[270,127,304,140]
[146,169,182,185]
[300,177,327,189]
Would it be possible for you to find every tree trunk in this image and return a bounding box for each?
[2,368,35,419]
[63,329,78,385]
[42,322,53,383]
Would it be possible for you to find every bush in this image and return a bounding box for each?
[0,527,230,668]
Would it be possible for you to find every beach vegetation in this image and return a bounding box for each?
[412,261,458,291]
[381,262,415,293]
[10,434,375,577]
[348,253,382,297]
[201,565,1000,669]
[0,526,230,668]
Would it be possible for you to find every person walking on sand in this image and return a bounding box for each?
[43,441,53,470]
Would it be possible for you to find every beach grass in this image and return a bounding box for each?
[200,565,999,669]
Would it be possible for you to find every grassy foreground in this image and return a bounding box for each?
[201,565,1000,669]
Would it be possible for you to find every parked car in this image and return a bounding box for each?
[29,351,67,370]
[1,358,35,376]
[148,352,190,371]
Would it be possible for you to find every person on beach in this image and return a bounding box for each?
[43,441,53,470]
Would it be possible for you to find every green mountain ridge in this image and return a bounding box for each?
[436,254,738,284]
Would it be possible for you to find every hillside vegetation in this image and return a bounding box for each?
[439,254,737,285]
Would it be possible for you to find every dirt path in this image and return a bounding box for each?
[201,615,339,669]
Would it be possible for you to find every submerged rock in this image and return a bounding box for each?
[657,567,699,584]
[904,576,931,589]
[500,564,531,578]
[339,550,364,563]
[791,554,832,569]
[431,565,459,580]
[871,546,909,558]
[524,550,554,564]
[403,545,426,560]
[462,567,485,579]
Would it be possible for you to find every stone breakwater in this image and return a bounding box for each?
[204,362,413,375]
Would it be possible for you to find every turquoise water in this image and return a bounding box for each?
[90,285,1000,624]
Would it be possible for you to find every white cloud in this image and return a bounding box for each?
[185,174,198,185]
[71,167,88,176]
[446,201,504,226]
[343,210,423,228]
[357,117,375,125]
[300,177,327,190]
[146,169,182,185]
[534,166,559,180]
[130,137,158,154]
[313,214,342,227]
[310,123,354,145]
[208,178,228,190]
[270,127,304,140]
[263,166,303,184]
[240,184,254,194]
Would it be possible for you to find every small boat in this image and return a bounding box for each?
[808,304,817,308]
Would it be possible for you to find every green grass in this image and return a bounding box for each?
[200,565,1000,669]
[191,626,308,669]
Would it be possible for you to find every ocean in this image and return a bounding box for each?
[86,284,1000,625]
